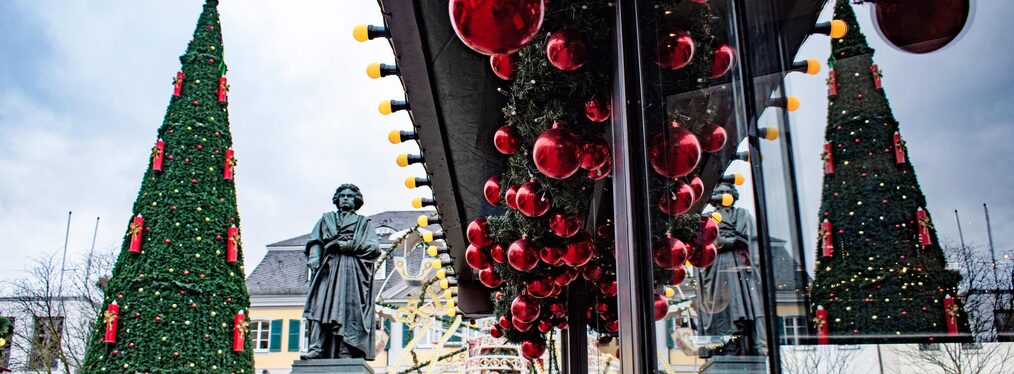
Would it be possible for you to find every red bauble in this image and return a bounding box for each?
[545,29,587,71]
[521,339,547,359]
[490,54,516,80]
[606,320,619,333]
[516,180,551,217]
[580,138,610,171]
[698,216,719,245]
[672,266,687,284]
[499,315,511,329]
[550,302,567,317]
[699,124,728,153]
[466,218,493,247]
[658,181,696,216]
[653,237,689,270]
[585,94,611,122]
[490,325,503,338]
[512,317,533,332]
[599,278,618,297]
[549,213,582,238]
[494,125,520,155]
[654,293,669,321]
[540,246,564,266]
[582,264,604,281]
[538,320,553,333]
[563,232,594,267]
[555,319,568,330]
[689,176,705,202]
[588,159,612,180]
[872,0,970,54]
[555,267,579,286]
[533,126,583,179]
[490,244,507,263]
[657,30,695,70]
[508,237,539,271]
[505,185,520,210]
[478,268,503,288]
[648,124,702,178]
[511,294,541,323]
[483,176,502,205]
[710,44,736,79]
[449,0,544,55]
[466,245,492,270]
[527,278,555,298]
[689,244,717,268]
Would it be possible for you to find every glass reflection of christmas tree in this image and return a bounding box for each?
[809,0,966,343]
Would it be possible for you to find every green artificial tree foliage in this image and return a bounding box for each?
[810,0,966,343]
[81,1,254,372]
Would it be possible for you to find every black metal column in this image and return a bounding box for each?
[612,1,658,372]
[562,279,589,374]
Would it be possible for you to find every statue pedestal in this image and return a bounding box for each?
[699,356,767,374]
[291,359,374,374]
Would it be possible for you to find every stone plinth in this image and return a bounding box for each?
[291,358,374,374]
[699,355,767,373]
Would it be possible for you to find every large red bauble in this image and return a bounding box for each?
[585,94,611,123]
[582,264,604,281]
[478,268,503,288]
[580,138,610,171]
[658,181,696,216]
[648,124,701,178]
[489,325,503,338]
[872,0,970,54]
[527,277,555,298]
[512,317,533,332]
[483,176,502,205]
[555,267,579,286]
[654,293,668,321]
[449,0,545,55]
[550,302,567,317]
[689,244,717,268]
[507,237,539,271]
[504,185,520,210]
[539,246,564,266]
[494,125,520,155]
[511,294,541,323]
[700,124,728,153]
[672,265,687,285]
[563,232,594,267]
[521,339,547,359]
[466,244,492,270]
[499,315,511,329]
[545,29,587,71]
[538,320,553,334]
[533,126,583,179]
[490,54,516,80]
[466,218,493,247]
[588,159,612,180]
[657,30,695,70]
[688,176,705,202]
[549,213,582,238]
[490,244,506,263]
[710,44,736,79]
[599,278,618,297]
[698,216,719,245]
[653,237,689,270]
[515,180,551,217]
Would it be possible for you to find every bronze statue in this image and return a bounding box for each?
[301,184,381,360]
[698,182,766,356]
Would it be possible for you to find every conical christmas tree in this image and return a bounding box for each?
[810,0,966,343]
[82,1,254,372]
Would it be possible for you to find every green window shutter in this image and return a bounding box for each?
[448,329,462,343]
[287,320,301,352]
[777,317,786,345]
[665,318,675,349]
[401,323,412,348]
[269,319,283,352]
[384,319,392,351]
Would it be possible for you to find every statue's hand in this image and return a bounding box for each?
[307,255,321,270]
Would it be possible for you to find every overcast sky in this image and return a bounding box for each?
[1,1,1012,282]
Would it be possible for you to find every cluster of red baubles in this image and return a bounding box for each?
[493,121,613,188]
[649,121,727,215]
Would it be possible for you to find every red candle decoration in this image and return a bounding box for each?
[944,294,959,336]
[822,142,835,174]
[218,76,229,103]
[233,310,247,352]
[128,214,144,254]
[819,219,834,257]
[893,132,906,164]
[173,71,186,96]
[103,301,119,343]
[224,148,236,181]
[152,139,165,172]
[916,207,932,247]
[869,64,883,89]
[815,305,829,345]
[227,224,239,263]
[826,70,837,96]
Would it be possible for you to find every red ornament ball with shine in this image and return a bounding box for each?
[511,294,541,323]
[515,180,551,217]
[483,176,502,205]
[466,218,493,247]
[700,124,728,153]
[449,0,544,55]
[588,159,612,180]
[657,30,695,70]
[494,125,520,155]
[489,325,503,338]
[490,244,506,263]
[546,29,587,71]
[478,268,502,288]
[465,245,491,270]
[563,232,594,267]
[585,94,611,122]
[533,126,583,179]
[549,213,582,238]
[698,216,720,245]
[539,246,564,266]
[600,278,618,297]
[653,236,689,270]
[710,44,736,79]
[654,293,669,321]
[521,339,547,360]
[689,244,717,268]
[504,185,520,210]
[648,124,702,178]
[672,266,687,285]
[490,54,516,80]
[527,277,555,298]
[658,181,696,216]
[507,237,539,271]
[581,138,610,171]
[688,176,705,202]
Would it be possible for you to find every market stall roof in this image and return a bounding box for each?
[374,0,828,315]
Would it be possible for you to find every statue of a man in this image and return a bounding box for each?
[698,182,766,356]
[301,184,381,360]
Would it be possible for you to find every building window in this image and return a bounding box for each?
[779,316,806,346]
[28,316,63,371]
[250,320,270,352]
[375,226,396,239]
[416,324,463,348]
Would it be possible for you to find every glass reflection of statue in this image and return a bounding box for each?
[698,182,766,356]
[300,184,381,360]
